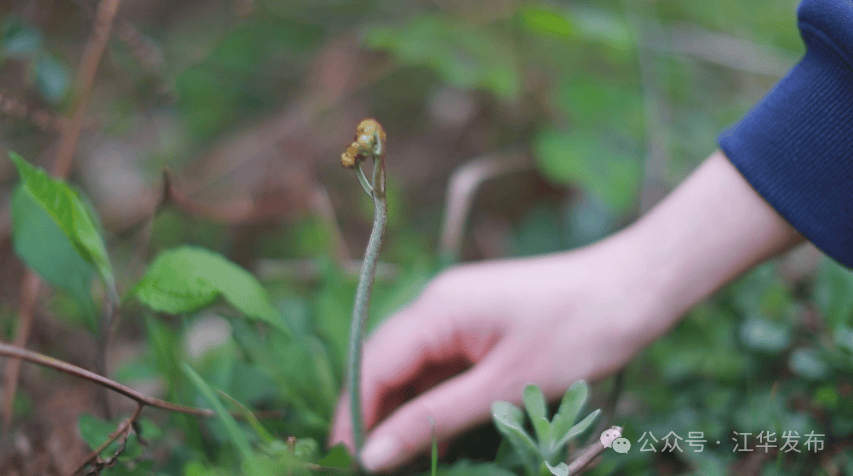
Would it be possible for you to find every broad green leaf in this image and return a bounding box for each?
[549,381,588,447]
[11,186,96,323]
[553,409,600,450]
[9,152,116,303]
[130,246,286,333]
[492,401,540,475]
[523,384,549,444]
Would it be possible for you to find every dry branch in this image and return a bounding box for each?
[568,426,622,475]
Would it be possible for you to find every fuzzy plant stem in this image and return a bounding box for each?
[348,152,387,455]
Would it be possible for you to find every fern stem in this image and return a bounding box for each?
[348,155,387,457]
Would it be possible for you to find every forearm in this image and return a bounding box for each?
[611,150,804,341]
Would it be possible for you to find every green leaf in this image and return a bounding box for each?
[9,152,116,303]
[533,418,552,454]
[549,381,588,447]
[129,246,286,333]
[36,55,69,103]
[492,401,540,475]
[11,186,96,318]
[553,409,600,449]
[523,384,549,444]
[492,400,525,429]
[523,384,547,426]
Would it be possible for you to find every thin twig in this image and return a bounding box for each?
[0,342,215,417]
[0,341,285,418]
[54,0,120,178]
[73,403,144,476]
[567,426,622,475]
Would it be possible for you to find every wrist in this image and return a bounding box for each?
[608,151,804,343]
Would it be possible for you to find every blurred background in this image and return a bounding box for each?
[0,0,804,260]
[5,0,853,475]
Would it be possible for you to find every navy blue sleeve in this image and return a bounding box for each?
[718,0,853,268]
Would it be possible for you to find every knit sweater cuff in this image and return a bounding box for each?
[719,3,853,268]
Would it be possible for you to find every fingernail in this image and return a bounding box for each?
[360,435,401,471]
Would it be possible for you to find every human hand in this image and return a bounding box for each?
[328,151,804,472]
[329,238,656,472]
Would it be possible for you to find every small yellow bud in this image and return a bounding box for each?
[341,142,363,169]
[341,118,386,168]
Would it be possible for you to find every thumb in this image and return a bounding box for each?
[358,341,517,472]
